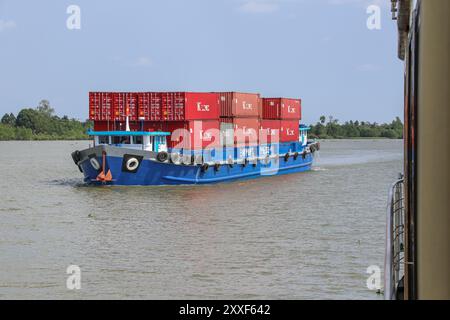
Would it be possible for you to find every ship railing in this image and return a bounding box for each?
[384,174,405,300]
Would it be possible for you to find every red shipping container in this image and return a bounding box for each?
[220,117,260,145]
[93,121,111,131]
[167,120,220,150]
[161,92,219,121]
[216,92,260,118]
[89,92,114,121]
[113,93,138,121]
[137,92,161,121]
[259,120,281,144]
[262,98,302,120]
[280,120,300,142]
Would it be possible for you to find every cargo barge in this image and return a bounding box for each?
[71,92,319,186]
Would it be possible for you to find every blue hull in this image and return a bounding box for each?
[79,147,314,186]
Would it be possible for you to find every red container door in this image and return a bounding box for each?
[161,92,185,121]
[280,98,301,119]
[260,119,281,144]
[185,93,220,120]
[138,92,161,121]
[262,98,281,120]
[280,120,299,142]
[89,92,113,121]
[113,93,138,121]
[217,92,260,117]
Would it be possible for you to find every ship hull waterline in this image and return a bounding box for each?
[75,145,315,186]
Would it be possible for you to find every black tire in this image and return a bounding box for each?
[302,151,306,159]
[293,152,299,160]
[156,151,169,162]
[284,153,290,162]
[214,163,220,172]
[71,150,81,165]
[122,154,143,173]
[201,163,209,173]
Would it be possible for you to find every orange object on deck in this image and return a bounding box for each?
[96,151,112,182]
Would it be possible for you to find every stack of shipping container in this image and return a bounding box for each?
[260,98,302,144]
[89,92,302,151]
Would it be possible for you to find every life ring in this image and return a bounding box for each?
[284,153,290,162]
[156,151,169,162]
[90,157,101,171]
[170,153,180,164]
[214,163,220,172]
[201,163,209,172]
[293,152,299,160]
[126,157,140,171]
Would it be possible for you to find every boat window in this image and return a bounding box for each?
[98,136,109,144]
[112,136,131,144]
[135,135,143,145]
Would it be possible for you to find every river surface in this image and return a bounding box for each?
[0,139,402,299]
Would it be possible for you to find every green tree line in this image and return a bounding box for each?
[0,100,89,140]
[308,115,403,139]
[1,101,403,141]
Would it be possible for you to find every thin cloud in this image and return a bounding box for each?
[132,56,152,67]
[237,1,280,14]
[0,19,16,32]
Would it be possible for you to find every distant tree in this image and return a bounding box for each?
[1,113,16,126]
[36,100,54,117]
[308,116,403,139]
[319,115,326,124]
[16,109,36,129]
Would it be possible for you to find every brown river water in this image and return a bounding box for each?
[0,139,402,299]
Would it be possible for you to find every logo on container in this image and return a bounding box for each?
[242,102,253,110]
[286,129,295,136]
[242,127,256,136]
[201,131,213,141]
[196,102,210,112]
[287,105,296,113]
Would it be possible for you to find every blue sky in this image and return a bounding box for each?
[0,0,403,124]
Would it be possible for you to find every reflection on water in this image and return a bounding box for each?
[0,139,402,299]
